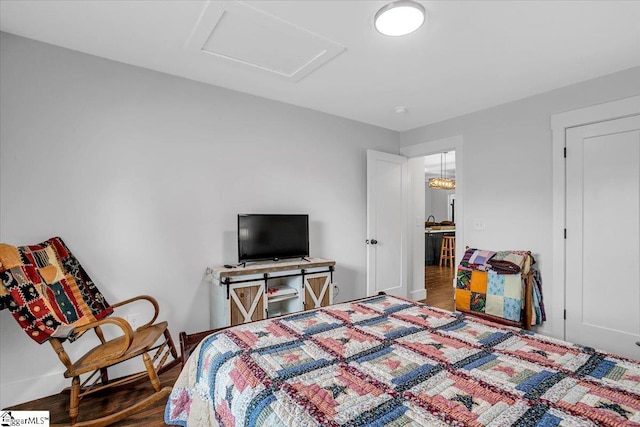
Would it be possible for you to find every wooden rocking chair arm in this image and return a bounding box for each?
[73,317,134,359]
[111,295,160,331]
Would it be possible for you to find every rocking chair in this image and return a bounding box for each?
[0,237,179,426]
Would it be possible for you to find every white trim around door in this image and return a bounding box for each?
[400,135,464,303]
[550,94,640,341]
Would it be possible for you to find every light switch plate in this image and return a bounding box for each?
[473,218,486,230]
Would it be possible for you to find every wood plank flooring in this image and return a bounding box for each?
[5,364,182,426]
[422,264,456,311]
[5,266,456,425]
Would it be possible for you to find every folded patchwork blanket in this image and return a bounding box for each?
[456,248,545,327]
[489,250,533,273]
[486,259,521,274]
[459,248,496,271]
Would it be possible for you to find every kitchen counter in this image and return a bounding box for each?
[425,227,455,234]
[425,229,455,265]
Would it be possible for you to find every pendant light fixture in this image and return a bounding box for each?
[428,152,456,190]
[374,1,426,37]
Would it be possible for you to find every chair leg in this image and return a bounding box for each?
[439,237,455,268]
[143,352,162,392]
[70,376,80,426]
[100,368,109,385]
[450,238,456,268]
[165,328,178,360]
[157,329,181,375]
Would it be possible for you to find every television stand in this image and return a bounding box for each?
[206,258,335,328]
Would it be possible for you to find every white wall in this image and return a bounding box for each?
[0,33,400,407]
[400,65,640,340]
[408,157,426,302]
[425,187,454,222]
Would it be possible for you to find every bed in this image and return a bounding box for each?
[165,294,640,426]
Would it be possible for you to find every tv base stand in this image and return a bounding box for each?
[206,258,335,328]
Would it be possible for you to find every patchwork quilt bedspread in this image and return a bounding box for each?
[165,295,640,426]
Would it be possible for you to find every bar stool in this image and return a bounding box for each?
[439,236,456,267]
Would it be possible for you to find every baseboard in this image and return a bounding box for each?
[409,288,426,301]
[531,325,556,339]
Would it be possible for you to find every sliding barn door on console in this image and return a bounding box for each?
[366,150,408,297]
[565,114,640,360]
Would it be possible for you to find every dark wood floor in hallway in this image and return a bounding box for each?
[422,264,455,311]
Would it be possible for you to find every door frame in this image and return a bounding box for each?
[400,135,464,301]
[550,94,640,341]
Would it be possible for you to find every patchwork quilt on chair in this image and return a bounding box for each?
[456,248,545,327]
[165,295,640,427]
[0,237,112,343]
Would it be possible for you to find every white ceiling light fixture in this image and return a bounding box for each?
[374,1,426,37]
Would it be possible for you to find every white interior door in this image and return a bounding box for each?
[565,114,640,359]
[366,150,408,297]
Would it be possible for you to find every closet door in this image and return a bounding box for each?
[565,114,640,359]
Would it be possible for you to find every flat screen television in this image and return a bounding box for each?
[237,214,309,263]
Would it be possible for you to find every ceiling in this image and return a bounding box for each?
[2,0,640,132]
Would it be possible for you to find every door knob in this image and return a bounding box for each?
[371,239,378,245]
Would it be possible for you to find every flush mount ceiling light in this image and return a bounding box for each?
[374,1,426,36]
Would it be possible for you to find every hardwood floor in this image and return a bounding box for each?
[6,268,456,425]
[5,365,182,426]
[422,264,455,311]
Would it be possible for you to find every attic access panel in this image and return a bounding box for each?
[186,1,345,81]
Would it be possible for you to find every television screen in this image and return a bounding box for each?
[238,214,309,262]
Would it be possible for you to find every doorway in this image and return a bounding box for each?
[400,135,464,308]
[423,151,456,310]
